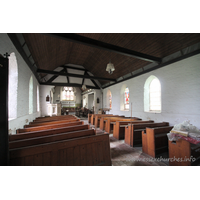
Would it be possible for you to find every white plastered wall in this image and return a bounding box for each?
[103,54,200,129]
[0,33,41,134]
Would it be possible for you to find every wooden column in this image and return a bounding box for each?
[0,56,9,165]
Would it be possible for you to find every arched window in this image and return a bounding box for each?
[120,84,129,111]
[106,89,112,109]
[62,87,74,100]
[109,93,112,109]
[149,78,161,111]
[37,85,40,112]
[124,87,129,110]
[144,75,161,112]
[8,52,18,119]
[29,76,33,114]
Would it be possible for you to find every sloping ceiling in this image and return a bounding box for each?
[8,33,200,89]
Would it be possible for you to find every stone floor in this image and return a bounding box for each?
[81,118,168,166]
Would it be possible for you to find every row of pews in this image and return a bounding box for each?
[89,114,200,166]
[9,115,112,166]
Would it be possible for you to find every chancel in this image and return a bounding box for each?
[1,33,200,166]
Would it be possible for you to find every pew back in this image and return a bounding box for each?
[17,121,84,133]
[125,122,169,146]
[25,118,80,128]
[9,129,96,149]
[33,115,76,123]
[142,126,173,157]
[9,133,111,166]
[9,124,90,141]
[169,139,200,166]
[91,114,114,125]
[105,117,141,133]
[113,120,154,140]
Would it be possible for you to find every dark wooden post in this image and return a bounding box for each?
[0,55,9,165]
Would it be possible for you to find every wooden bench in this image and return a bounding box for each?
[25,118,80,128]
[113,120,154,140]
[99,116,128,131]
[35,115,76,120]
[10,124,90,141]
[142,126,173,158]
[88,114,93,124]
[169,139,200,166]
[9,133,111,166]
[125,122,169,147]
[33,115,76,123]
[94,115,124,129]
[105,117,141,134]
[9,129,96,149]
[17,121,84,133]
[91,114,114,125]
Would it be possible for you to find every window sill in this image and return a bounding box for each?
[144,110,161,114]
[120,110,130,112]
[9,118,16,121]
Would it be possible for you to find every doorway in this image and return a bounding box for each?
[88,93,94,110]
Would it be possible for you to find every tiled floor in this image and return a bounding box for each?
[82,118,168,166]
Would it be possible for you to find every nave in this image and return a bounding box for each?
[10,114,200,166]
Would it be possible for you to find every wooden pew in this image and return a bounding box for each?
[91,114,113,125]
[142,126,173,158]
[25,118,80,128]
[125,122,169,147]
[36,116,51,119]
[9,133,112,166]
[99,116,128,131]
[10,124,90,141]
[105,117,141,134]
[35,115,76,120]
[9,129,96,149]
[33,115,76,123]
[169,139,200,166]
[88,114,92,124]
[113,120,154,140]
[94,115,124,129]
[17,121,84,133]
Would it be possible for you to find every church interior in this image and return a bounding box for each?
[1,33,200,167]
[1,3,200,200]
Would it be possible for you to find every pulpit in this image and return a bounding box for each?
[47,103,61,116]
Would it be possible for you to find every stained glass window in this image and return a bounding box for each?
[124,87,129,110]
[109,93,112,109]
[62,87,74,101]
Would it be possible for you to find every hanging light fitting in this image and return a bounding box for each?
[106,60,115,74]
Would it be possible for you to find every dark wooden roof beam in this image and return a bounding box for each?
[85,71,100,89]
[61,65,88,71]
[46,69,65,83]
[46,33,161,63]
[7,33,40,82]
[40,82,99,89]
[37,68,116,82]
